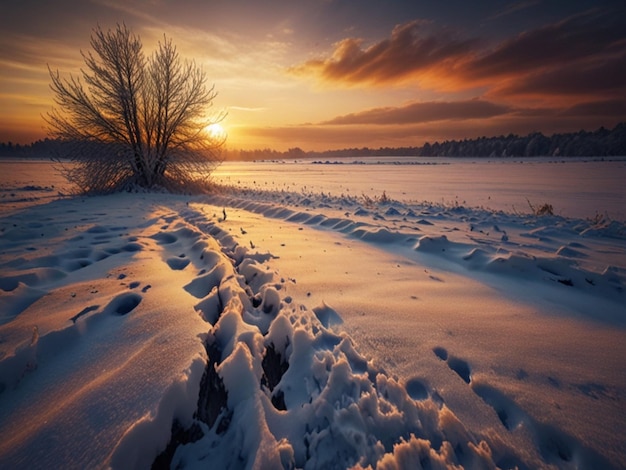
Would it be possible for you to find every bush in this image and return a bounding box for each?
[526,198,554,216]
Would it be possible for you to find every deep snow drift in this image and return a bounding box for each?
[0,159,625,469]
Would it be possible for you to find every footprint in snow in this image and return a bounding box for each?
[434,346,578,463]
[166,257,190,270]
[150,232,178,245]
[405,377,429,400]
[432,346,472,384]
[106,292,142,316]
[469,381,594,466]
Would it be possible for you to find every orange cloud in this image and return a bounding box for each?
[321,99,511,125]
[289,20,477,88]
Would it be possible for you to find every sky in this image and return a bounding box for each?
[1,0,625,151]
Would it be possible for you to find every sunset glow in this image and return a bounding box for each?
[1,0,625,150]
[205,123,226,141]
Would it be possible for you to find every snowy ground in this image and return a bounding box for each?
[213,157,626,221]
[0,159,625,469]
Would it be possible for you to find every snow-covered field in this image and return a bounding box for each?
[1,158,625,469]
[213,157,626,221]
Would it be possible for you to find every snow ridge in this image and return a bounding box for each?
[117,205,528,469]
[204,188,626,323]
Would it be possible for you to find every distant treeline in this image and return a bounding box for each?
[2,122,625,160]
[225,123,626,160]
[0,138,59,158]
[416,122,626,158]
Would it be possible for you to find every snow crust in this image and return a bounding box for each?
[1,159,625,469]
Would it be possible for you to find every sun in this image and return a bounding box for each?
[205,123,226,140]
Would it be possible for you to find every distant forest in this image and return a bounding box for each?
[2,122,625,160]
[225,122,626,160]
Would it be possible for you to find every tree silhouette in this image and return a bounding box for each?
[46,24,224,193]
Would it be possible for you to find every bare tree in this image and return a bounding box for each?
[46,24,224,193]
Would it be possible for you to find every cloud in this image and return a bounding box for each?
[0,33,84,73]
[463,9,626,81]
[228,106,267,112]
[560,99,626,118]
[290,8,626,105]
[321,99,511,125]
[486,0,540,21]
[238,123,432,150]
[302,97,625,148]
[289,20,477,87]
[491,52,626,97]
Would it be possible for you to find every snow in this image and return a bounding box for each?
[213,157,626,221]
[0,158,625,469]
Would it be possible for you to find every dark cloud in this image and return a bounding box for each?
[492,52,626,97]
[322,99,511,125]
[0,0,148,76]
[505,99,626,119]
[290,20,477,86]
[464,9,626,80]
[560,99,626,117]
